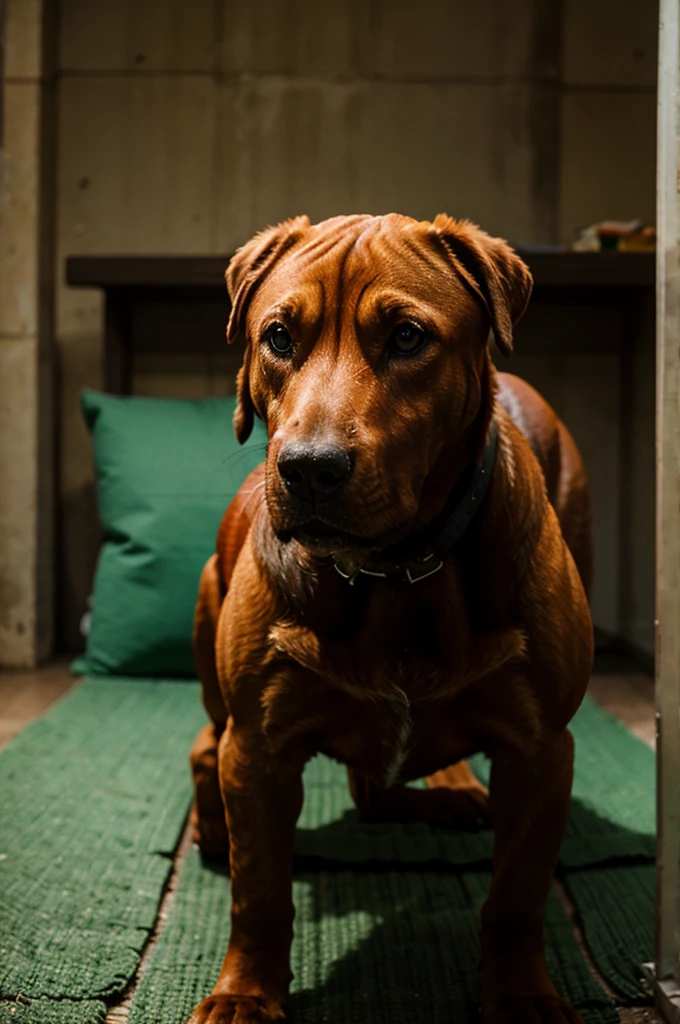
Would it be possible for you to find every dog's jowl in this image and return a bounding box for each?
[187,213,593,1024]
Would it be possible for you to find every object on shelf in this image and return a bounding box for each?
[571,220,656,252]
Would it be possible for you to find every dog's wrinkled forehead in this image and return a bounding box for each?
[253,215,464,319]
[227,213,531,351]
[296,211,428,256]
[265,213,449,281]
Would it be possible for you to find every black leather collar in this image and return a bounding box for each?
[333,420,499,585]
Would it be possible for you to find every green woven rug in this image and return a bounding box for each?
[0,678,206,1024]
[128,854,617,1024]
[0,679,655,1023]
[564,864,655,1000]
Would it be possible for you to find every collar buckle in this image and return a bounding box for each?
[333,553,443,585]
[333,561,360,585]
[404,556,444,584]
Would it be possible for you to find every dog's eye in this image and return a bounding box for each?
[265,323,293,357]
[389,323,427,356]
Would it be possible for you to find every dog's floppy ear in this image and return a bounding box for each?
[431,215,532,357]
[226,215,310,442]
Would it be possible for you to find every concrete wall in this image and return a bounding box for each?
[561,0,657,239]
[0,0,56,666]
[54,0,658,653]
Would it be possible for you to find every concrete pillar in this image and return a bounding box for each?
[645,0,680,1019]
[0,0,56,666]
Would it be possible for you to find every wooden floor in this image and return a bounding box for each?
[0,656,660,1023]
[0,657,75,753]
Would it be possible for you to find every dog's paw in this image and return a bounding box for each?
[186,994,285,1024]
[190,726,231,860]
[424,760,491,829]
[420,783,490,829]
[481,996,586,1024]
[190,801,230,861]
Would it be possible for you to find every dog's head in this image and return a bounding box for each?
[225,213,532,557]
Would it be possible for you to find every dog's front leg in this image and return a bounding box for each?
[481,728,584,1024]
[187,718,304,1024]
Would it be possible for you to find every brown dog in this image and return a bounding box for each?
[187,214,593,1024]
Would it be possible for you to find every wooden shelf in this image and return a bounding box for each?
[66,250,655,292]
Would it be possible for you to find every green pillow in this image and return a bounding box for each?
[77,390,268,677]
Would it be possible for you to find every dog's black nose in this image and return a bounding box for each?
[278,442,352,501]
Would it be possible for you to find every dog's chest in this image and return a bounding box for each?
[376,697,413,788]
[317,688,470,788]
[265,611,473,786]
